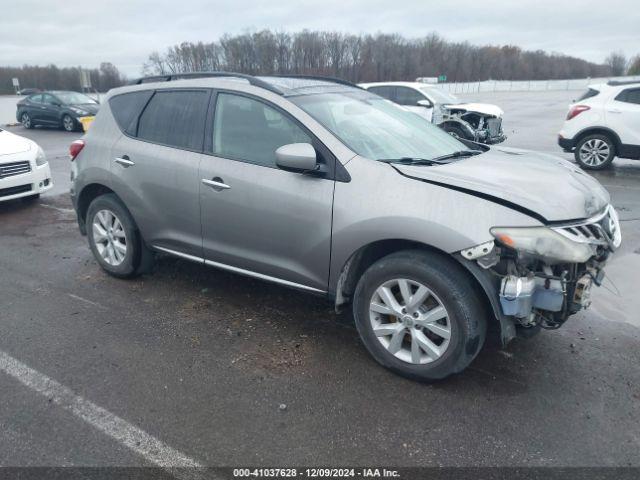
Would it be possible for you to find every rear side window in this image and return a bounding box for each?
[213,93,311,168]
[577,88,599,101]
[109,91,154,135]
[137,90,209,150]
[616,88,640,105]
[368,86,395,101]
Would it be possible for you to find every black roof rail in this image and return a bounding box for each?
[267,74,364,90]
[607,79,640,86]
[128,72,284,95]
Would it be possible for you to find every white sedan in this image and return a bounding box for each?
[0,128,52,202]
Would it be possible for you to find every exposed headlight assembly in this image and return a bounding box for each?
[490,226,595,263]
[35,146,48,166]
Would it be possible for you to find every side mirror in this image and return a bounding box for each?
[275,143,317,172]
[417,99,433,108]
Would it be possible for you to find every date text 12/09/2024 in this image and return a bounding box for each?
[233,468,401,478]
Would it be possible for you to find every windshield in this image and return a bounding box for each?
[291,91,469,162]
[418,87,460,104]
[55,92,98,105]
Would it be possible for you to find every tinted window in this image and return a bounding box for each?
[578,88,599,101]
[109,91,154,135]
[368,86,396,101]
[28,94,42,104]
[137,90,209,150]
[395,87,424,106]
[42,94,57,105]
[213,93,311,167]
[616,88,640,105]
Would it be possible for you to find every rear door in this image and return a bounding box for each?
[109,88,211,258]
[26,94,45,122]
[608,88,640,148]
[199,91,334,291]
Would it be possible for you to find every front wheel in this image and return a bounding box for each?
[574,134,615,170]
[353,250,487,381]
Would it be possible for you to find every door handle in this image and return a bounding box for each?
[202,177,231,191]
[607,109,622,114]
[114,156,135,167]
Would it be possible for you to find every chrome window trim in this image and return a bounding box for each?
[153,245,326,294]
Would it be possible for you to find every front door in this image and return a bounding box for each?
[199,92,334,291]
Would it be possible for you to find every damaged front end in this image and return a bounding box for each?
[438,105,507,145]
[461,205,621,339]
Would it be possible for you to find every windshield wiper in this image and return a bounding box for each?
[379,157,448,166]
[430,149,483,162]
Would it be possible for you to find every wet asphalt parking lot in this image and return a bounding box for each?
[0,90,639,474]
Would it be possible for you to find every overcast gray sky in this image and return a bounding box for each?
[1,0,638,77]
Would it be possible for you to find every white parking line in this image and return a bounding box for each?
[0,349,205,477]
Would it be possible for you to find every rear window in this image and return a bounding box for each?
[109,91,154,135]
[577,88,599,101]
[136,90,210,151]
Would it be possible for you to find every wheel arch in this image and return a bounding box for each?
[333,239,507,346]
[574,127,622,151]
[76,183,117,234]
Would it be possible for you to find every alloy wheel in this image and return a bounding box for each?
[368,278,451,364]
[579,138,610,166]
[21,113,31,128]
[63,115,75,131]
[92,209,127,266]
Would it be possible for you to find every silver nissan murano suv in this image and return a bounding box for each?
[70,73,621,381]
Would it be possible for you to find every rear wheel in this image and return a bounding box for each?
[86,194,153,278]
[353,250,487,381]
[574,134,615,170]
[62,114,76,132]
[21,112,33,129]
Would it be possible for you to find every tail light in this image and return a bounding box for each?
[69,139,85,160]
[566,105,590,120]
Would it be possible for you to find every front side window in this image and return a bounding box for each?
[213,93,311,167]
[137,90,209,150]
[394,87,425,106]
[28,94,42,104]
[42,94,57,105]
[291,90,467,162]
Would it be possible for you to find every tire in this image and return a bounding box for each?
[442,124,471,141]
[574,134,615,170]
[21,193,40,203]
[86,193,153,278]
[20,112,34,129]
[61,114,77,132]
[353,250,487,381]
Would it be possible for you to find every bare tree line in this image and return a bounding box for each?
[143,30,617,83]
[0,62,125,94]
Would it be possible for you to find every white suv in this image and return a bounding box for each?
[559,80,640,169]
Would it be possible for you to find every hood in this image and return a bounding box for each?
[444,102,503,117]
[394,146,610,223]
[70,103,100,115]
[0,129,34,156]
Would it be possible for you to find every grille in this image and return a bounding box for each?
[486,118,502,137]
[0,161,31,179]
[553,205,621,250]
[0,184,32,198]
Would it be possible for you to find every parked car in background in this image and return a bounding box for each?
[559,80,640,169]
[0,128,52,202]
[18,88,41,96]
[16,91,100,132]
[70,73,620,381]
[359,81,506,144]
